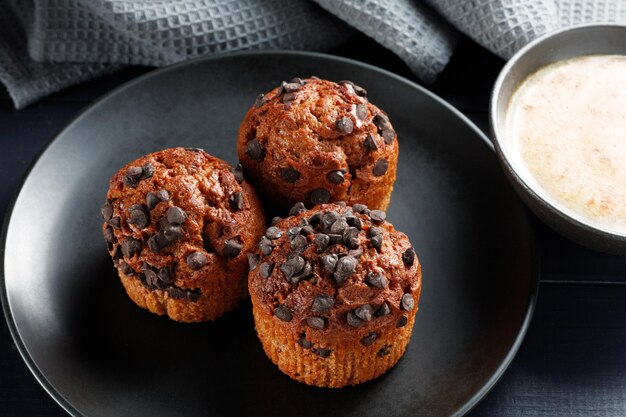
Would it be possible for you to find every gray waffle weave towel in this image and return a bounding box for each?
[0,0,625,109]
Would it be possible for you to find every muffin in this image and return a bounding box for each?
[248,202,422,387]
[237,77,398,213]
[101,147,266,322]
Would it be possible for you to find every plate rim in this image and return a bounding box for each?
[0,50,540,417]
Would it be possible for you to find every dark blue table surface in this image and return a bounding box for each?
[1,34,625,417]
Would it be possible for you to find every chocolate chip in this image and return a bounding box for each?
[312,347,331,358]
[229,192,244,211]
[402,247,415,266]
[233,163,244,183]
[166,287,186,299]
[375,302,391,317]
[321,253,338,273]
[143,268,158,288]
[271,216,282,226]
[361,332,378,347]
[297,261,313,280]
[355,304,374,321]
[123,166,143,187]
[339,80,367,97]
[120,237,142,258]
[328,234,343,244]
[259,261,274,278]
[274,305,292,322]
[329,219,348,235]
[280,254,305,279]
[186,148,204,153]
[369,210,386,222]
[307,316,325,330]
[101,202,113,221]
[162,225,183,242]
[315,234,330,252]
[343,227,360,249]
[247,253,260,270]
[286,227,302,240]
[322,211,340,228]
[333,255,357,284]
[327,170,345,184]
[119,261,134,275]
[396,316,408,328]
[311,294,334,314]
[378,345,391,357]
[368,226,382,237]
[166,206,186,226]
[345,215,362,230]
[245,139,262,160]
[401,293,415,311]
[280,167,300,183]
[370,234,383,252]
[364,133,378,152]
[336,117,354,134]
[158,267,173,284]
[300,225,314,236]
[382,128,396,144]
[128,204,150,229]
[290,234,308,251]
[283,92,297,104]
[346,311,363,327]
[290,77,305,85]
[289,202,306,216]
[187,252,207,270]
[223,239,243,258]
[103,226,115,243]
[276,81,287,96]
[349,248,364,259]
[366,271,387,289]
[265,226,283,240]
[309,188,330,205]
[147,234,166,253]
[373,114,391,131]
[283,82,302,93]
[146,190,170,210]
[297,335,313,349]
[356,104,368,121]
[140,163,155,180]
[373,158,389,177]
[254,93,267,108]
[108,216,121,230]
[352,204,369,214]
[258,236,274,256]
[308,211,323,225]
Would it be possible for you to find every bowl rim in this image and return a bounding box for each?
[489,22,626,241]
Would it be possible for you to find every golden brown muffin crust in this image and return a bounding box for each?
[248,202,421,345]
[237,77,399,212]
[102,147,266,321]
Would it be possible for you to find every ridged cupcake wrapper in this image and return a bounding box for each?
[119,269,247,322]
[252,304,415,388]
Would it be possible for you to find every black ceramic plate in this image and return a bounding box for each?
[1,52,537,417]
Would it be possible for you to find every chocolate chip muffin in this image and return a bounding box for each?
[248,202,422,387]
[237,77,398,213]
[101,147,266,322]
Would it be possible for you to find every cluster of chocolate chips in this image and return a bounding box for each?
[138,262,199,301]
[103,159,250,302]
[245,78,395,206]
[252,202,417,354]
[123,163,155,188]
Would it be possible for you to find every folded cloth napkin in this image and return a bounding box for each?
[0,0,624,109]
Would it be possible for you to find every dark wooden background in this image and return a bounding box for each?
[1,33,625,416]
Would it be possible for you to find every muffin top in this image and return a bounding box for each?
[248,202,421,345]
[237,77,398,209]
[102,147,265,300]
